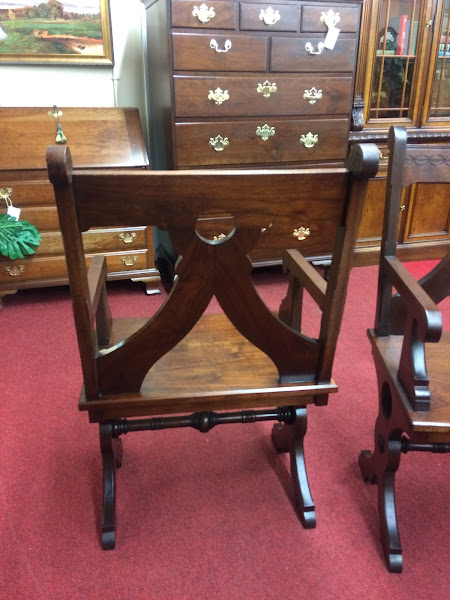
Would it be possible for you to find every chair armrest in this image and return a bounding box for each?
[283,249,326,310]
[88,255,108,314]
[384,256,442,343]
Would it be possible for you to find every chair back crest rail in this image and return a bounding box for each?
[47,144,379,401]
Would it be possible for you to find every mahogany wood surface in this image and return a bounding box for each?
[47,141,378,549]
[359,126,450,573]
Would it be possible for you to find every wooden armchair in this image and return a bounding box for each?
[359,126,450,573]
[47,143,378,549]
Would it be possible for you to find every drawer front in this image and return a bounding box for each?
[240,3,299,31]
[32,227,148,256]
[301,5,359,33]
[0,206,59,230]
[0,180,54,206]
[172,0,237,29]
[174,74,353,117]
[0,250,149,284]
[271,36,357,72]
[175,118,349,166]
[172,33,268,71]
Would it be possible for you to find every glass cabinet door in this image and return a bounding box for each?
[369,0,423,122]
[425,0,450,121]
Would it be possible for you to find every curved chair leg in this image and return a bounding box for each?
[359,383,403,573]
[272,407,316,528]
[99,423,123,550]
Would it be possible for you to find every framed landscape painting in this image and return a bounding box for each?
[0,0,113,65]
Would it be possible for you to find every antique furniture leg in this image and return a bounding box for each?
[272,406,316,528]
[99,423,123,550]
[359,379,403,573]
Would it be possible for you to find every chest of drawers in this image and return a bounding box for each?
[142,0,362,268]
[0,107,160,309]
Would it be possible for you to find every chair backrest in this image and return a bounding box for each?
[376,126,450,336]
[47,144,378,400]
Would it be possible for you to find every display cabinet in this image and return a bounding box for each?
[351,0,450,264]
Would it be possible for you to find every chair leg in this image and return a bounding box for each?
[99,423,123,550]
[272,407,316,528]
[359,386,403,573]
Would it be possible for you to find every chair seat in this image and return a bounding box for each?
[81,313,338,420]
[368,330,450,439]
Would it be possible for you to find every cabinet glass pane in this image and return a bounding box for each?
[370,0,420,120]
[429,0,450,117]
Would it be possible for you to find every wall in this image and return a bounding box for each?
[0,0,149,144]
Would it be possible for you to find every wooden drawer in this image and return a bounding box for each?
[172,32,268,71]
[171,0,237,29]
[301,4,359,33]
[0,250,149,285]
[0,180,54,206]
[174,74,353,117]
[240,2,299,31]
[0,206,59,230]
[271,36,357,72]
[32,227,148,256]
[175,118,350,166]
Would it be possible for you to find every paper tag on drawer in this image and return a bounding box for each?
[7,205,21,220]
[323,27,340,50]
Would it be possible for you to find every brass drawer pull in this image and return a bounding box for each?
[300,132,319,148]
[209,135,229,152]
[257,80,277,98]
[259,7,280,26]
[303,87,323,104]
[305,42,324,55]
[293,227,311,241]
[256,124,275,141]
[213,233,226,241]
[0,187,13,203]
[192,3,215,24]
[4,264,25,276]
[208,87,230,105]
[119,232,136,244]
[210,39,232,53]
[121,255,138,267]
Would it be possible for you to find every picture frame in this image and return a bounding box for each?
[0,1,113,65]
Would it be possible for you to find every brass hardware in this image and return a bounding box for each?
[121,255,138,267]
[261,222,273,233]
[4,264,25,276]
[257,80,277,98]
[259,7,280,26]
[256,124,275,141]
[320,9,340,29]
[208,87,230,105]
[300,132,319,148]
[400,205,406,211]
[426,19,433,27]
[192,3,215,24]
[0,187,13,205]
[379,150,389,160]
[305,42,324,55]
[213,233,226,241]
[209,135,229,152]
[210,39,232,53]
[303,87,323,104]
[293,227,311,241]
[48,107,63,118]
[48,104,66,144]
[119,232,136,244]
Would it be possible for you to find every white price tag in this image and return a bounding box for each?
[7,205,21,220]
[323,27,340,50]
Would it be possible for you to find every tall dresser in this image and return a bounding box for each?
[0,107,160,310]
[142,0,363,268]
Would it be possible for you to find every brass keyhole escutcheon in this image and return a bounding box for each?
[293,227,311,241]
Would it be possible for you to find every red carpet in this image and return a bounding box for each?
[0,262,448,600]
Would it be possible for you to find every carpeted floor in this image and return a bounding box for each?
[0,262,448,600]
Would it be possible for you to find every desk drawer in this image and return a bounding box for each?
[174,74,353,117]
[240,2,299,31]
[0,180,54,206]
[172,33,268,71]
[301,5,359,33]
[172,0,237,29]
[271,36,357,72]
[175,118,349,166]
